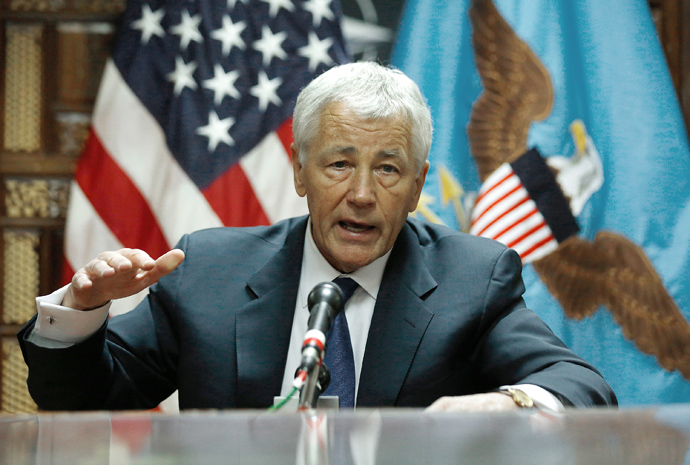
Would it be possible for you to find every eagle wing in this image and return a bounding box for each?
[532,232,690,379]
[468,0,554,182]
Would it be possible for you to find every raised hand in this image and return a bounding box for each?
[63,248,185,310]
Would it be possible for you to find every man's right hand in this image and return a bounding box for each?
[63,248,185,310]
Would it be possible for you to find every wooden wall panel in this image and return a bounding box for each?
[0,0,122,413]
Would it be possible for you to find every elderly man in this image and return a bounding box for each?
[19,62,616,411]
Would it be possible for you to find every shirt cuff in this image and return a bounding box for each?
[31,285,111,345]
[501,384,565,413]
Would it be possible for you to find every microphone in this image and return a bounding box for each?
[307,281,345,335]
[294,282,344,401]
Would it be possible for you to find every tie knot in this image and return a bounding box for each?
[332,277,358,304]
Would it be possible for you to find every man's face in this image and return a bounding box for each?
[292,102,429,273]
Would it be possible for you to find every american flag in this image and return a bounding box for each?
[64,0,350,299]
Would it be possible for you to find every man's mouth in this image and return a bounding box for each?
[339,221,375,233]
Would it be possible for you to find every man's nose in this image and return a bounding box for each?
[348,168,376,206]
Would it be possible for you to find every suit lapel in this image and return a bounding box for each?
[357,223,437,407]
[235,218,307,408]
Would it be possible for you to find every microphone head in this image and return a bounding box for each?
[307,281,344,312]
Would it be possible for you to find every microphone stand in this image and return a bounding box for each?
[298,366,321,410]
[298,362,331,410]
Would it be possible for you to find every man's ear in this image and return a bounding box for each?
[408,160,430,212]
[292,143,306,197]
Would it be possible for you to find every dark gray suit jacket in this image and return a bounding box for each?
[19,216,616,410]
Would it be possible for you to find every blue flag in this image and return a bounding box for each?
[393,0,690,405]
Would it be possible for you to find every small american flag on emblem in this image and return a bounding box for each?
[470,148,579,263]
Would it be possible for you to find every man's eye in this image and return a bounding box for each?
[332,161,346,169]
[381,165,398,174]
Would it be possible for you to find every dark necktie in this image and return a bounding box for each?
[322,277,358,408]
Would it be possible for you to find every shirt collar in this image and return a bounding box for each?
[298,217,392,308]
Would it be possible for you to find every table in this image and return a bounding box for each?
[2,405,689,464]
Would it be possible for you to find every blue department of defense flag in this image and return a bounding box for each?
[64,0,349,286]
[393,0,690,405]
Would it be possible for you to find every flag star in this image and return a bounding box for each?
[253,25,288,66]
[131,4,165,44]
[203,64,241,105]
[250,71,282,111]
[171,10,203,51]
[211,15,246,56]
[259,0,295,17]
[167,56,198,95]
[196,111,235,152]
[298,32,334,71]
[303,0,334,27]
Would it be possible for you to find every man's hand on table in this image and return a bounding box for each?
[426,393,521,412]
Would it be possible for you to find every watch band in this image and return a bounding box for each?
[499,388,535,408]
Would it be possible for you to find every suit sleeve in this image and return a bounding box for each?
[471,247,617,407]
[16,237,190,411]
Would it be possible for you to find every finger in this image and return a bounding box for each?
[71,269,94,290]
[84,257,118,278]
[153,249,185,276]
[120,248,156,271]
[157,249,185,271]
[96,251,134,273]
[136,249,185,284]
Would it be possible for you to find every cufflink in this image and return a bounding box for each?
[499,388,534,408]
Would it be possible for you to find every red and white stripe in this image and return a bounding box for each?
[470,163,558,263]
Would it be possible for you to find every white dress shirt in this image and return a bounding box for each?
[30,287,111,348]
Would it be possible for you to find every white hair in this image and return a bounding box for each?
[292,62,433,173]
